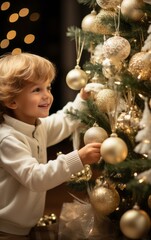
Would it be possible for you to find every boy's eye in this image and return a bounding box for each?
[33,87,40,92]
[47,85,52,91]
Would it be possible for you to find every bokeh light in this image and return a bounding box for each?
[24,34,35,44]
[1,1,10,11]
[9,13,19,23]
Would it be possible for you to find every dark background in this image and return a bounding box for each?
[0,0,89,113]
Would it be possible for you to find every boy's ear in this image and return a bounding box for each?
[4,100,17,109]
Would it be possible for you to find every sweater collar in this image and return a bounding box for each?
[3,114,41,137]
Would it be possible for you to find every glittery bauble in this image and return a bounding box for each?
[120,208,151,239]
[128,52,151,81]
[66,66,88,90]
[96,0,122,10]
[121,0,145,21]
[95,89,117,113]
[84,126,108,145]
[102,36,131,61]
[101,134,128,164]
[102,57,123,79]
[94,9,116,35]
[81,10,97,32]
[89,185,120,215]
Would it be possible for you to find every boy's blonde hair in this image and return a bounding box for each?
[0,52,56,123]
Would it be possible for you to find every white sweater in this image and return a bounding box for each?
[0,94,86,235]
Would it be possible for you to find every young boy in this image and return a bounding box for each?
[0,52,101,239]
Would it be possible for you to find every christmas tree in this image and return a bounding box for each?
[58,0,151,239]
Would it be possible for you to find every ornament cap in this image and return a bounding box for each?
[110,133,118,137]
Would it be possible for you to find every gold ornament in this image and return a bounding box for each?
[94,9,116,35]
[102,36,131,61]
[128,51,151,81]
[84,124,108,145]
[70,164,92,182]
[66,65,88,90]
[89,180,120,215]
[37,213,57,226]
[117,107,141,134]
[96,0,122,10]
[81,10,97,32]
[101,133,128,164]
[95,88,118,113]
[66,30,87,90]
[102,57,123,79]
[121,0,145,21]
[120,205,151,239]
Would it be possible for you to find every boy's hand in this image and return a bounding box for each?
[79,88,91,100]
[78,142,101,165]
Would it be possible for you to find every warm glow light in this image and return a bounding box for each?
[0,39,9,48]
[30,12,40,21]
[24,34,35,44]
[1,1,10,11]
[12,48,22,55]
[9,13,19,23]
[19,8,29,17]
[7,30,16,40]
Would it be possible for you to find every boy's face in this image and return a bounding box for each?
[9,79,53,125]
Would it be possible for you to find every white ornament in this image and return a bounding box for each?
[102,36,131,61]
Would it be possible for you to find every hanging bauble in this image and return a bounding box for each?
[121,0,145,22]
[66,65,88,90]
[101,133,128,164]
[120,205,151,239]
[94,9,116,35]
[94,88,117,113]
[128,52,151,81]
[89,180,120,215]
[81,10,97,32]
[102,36,131,61]
[84,124,108,145]
[96,0,122,10]
[102,57,123,79]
